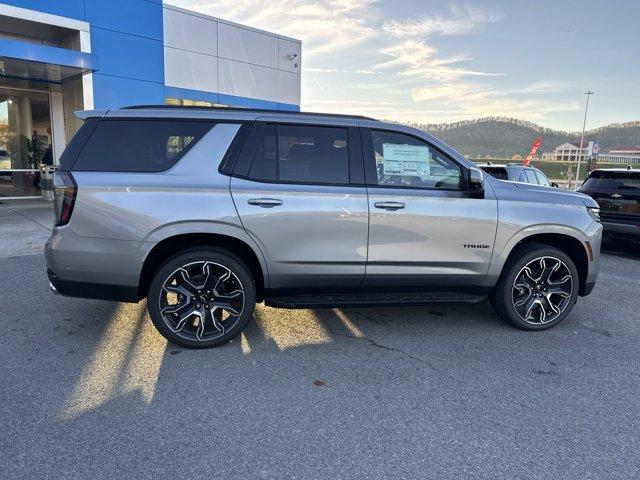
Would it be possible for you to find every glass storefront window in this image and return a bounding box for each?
[0,88,52,198]
[165,97,228,108]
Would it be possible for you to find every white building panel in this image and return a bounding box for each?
[217,22,278,69]
[218,58,278,102]
[161,4,300,106]
[164,46,218,93]
[163,7,218,57]
[278,38,301,73]
[278,70,301,106]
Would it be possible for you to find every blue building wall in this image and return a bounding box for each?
[3,0,300,110]
[4,0,166,108]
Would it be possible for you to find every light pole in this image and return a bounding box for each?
[574,90,594,187]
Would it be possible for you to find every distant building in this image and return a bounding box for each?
[608,146,640,156]
[542,142,640,163]
[599,146,640,163]
[543,142,591,161]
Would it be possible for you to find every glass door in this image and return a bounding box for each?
[0,88,52,198]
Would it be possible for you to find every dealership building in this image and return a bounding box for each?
[0,0,302,198]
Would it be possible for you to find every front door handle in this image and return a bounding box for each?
[247,198,283,207]
[374,201,405,210]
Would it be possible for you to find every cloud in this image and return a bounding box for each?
[171,1,577,125]
[303,67,378,74]
[376,40,503,82]
[382,5,502,37]
[179,0,377,56]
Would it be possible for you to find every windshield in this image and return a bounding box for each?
[583,171,640,189]
[479,166,508,180]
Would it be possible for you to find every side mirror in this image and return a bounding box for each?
[468,167,485,198]
[551,182,559,188]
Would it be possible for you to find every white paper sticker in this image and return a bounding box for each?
[382,143,431,178]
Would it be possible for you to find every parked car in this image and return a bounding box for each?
[477,163,558,187]
[578,167,640,242]
[46,106,602,348]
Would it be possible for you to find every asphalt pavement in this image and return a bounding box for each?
[1,201,639,479]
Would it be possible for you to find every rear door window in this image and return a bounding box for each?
[246,124,350,185]
[73,119,214,172]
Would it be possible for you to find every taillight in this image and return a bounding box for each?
[53,171,77,226]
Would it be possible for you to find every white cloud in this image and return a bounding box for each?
[170,1,578,125]
[382,5,502,37]
[178,0,377,57]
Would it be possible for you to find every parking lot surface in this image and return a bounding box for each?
[1,201,639,479]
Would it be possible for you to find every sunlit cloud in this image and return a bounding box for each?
[171,0,580,125]
[182,0,376,56]
[382,5,502,37]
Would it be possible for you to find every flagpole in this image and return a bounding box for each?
[575,91,594,188]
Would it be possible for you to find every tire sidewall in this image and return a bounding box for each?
[148,248,256,348]
[496,246,580,330]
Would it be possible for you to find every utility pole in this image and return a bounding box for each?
[574,90,594,187]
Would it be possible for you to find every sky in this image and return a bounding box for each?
[172,0,640,131]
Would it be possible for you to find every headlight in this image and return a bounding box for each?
[587,207,600,223]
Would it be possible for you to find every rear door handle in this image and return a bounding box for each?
[247,198,283,207]
[374,201,405,210]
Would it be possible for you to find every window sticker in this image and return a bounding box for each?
[382,143,431,178]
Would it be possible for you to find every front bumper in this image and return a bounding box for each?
[581,220,603,296]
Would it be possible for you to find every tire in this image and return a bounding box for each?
[490,243,580,330]
[147,247,256,348]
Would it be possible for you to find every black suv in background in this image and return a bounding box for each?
[578,168,640,242]
[476,163,557,187]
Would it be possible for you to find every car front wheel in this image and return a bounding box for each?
[147,248,256,348]
[490,243,580,330]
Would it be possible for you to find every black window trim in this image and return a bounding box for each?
[218,123,252,175]
[228,121,366,188]
[362,127,470,193]
[70,117,240,173]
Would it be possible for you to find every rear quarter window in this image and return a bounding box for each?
[73,119,215,172]
[583,171,640,189]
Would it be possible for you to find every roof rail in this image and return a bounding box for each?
[121,104,378,121]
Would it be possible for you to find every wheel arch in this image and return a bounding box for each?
[504,232,590,296]
[138,233,267,301]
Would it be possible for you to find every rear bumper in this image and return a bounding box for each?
[48,268,139,302]
[45,226,148,302]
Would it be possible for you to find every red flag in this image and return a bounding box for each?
[523,137,542,166]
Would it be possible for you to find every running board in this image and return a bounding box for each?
[265,292,487,309]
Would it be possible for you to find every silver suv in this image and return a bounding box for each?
[45,106,603,348]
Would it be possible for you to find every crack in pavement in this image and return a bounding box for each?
[324,327,466,383]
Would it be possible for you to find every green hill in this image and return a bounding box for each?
[398,117,640,158]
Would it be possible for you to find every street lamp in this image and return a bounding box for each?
[574,90,594,187]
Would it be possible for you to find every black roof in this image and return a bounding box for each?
[121,104,377,121]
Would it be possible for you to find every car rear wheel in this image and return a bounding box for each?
[147,248,256,348]
[490,243,579,330]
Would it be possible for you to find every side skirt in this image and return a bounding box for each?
[265,292,487,309]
